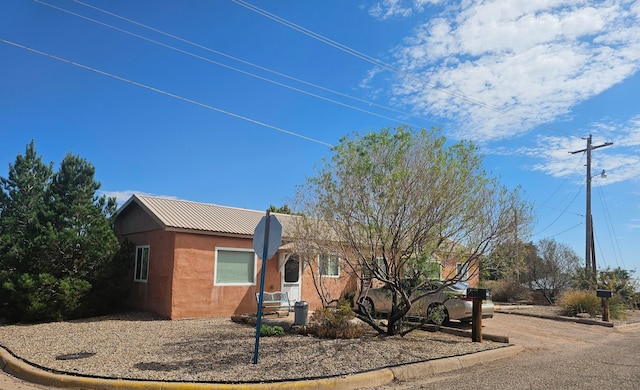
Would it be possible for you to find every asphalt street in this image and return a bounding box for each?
[0,370,48,390]
[372,313,640,389]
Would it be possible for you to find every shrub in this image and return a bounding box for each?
[310,299,364,339]
[482,280,531,303]
[608,295,628,321]
[0,273,92,323]
[558,290,600,317]
[260,325,285,336]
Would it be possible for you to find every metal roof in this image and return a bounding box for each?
[121,194,296,237]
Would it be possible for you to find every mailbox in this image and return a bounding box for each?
[596,289,613,298]
[467,288,488,300]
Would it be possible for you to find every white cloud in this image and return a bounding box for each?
[368,0,443,20]
[369,0,414,20]
[376,0,640,141]
[525,116,640,184]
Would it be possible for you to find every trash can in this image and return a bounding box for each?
[294,301,308,326]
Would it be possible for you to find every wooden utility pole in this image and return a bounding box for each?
[570,135,612,280]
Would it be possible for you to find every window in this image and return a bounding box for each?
[284,255,300,283]
[215,248,256,285]
[362,257,386,280]
[425,261,441,280]
[456,262,469,281]
[134,245,149,282]
[319,254,340,277]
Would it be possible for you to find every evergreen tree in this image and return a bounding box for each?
[0,140,53,276]
[48,153,119,281]
[0,141,129,322]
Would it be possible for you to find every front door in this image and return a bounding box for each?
[281,254,301,305]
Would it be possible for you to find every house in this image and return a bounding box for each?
[114,194,479,319]
[114,194,353,319]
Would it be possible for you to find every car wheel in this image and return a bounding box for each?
[427,303,449,325]
[360,297,375,316]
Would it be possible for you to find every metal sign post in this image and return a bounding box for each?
[252,211,282,364]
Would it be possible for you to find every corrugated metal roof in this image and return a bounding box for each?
[127,194,296,237]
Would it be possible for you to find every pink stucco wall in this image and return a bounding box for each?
[126,230,351,319]
[126,230,175,318]
[169,233,353,318]
[169,233,281,319]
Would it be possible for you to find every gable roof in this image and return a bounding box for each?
[116,194,296,237]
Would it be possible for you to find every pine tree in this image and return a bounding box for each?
[0,140,53,276]
[0,141,129,322]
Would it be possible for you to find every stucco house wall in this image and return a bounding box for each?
[169,233,283,319]
[116,195,478,320]
[126,230,175,318]
[125,230,291,319]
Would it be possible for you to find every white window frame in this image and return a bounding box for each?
[319,253,340,278]
[214,247,257,286]
[134,245,150,282]
[456,262,470,281]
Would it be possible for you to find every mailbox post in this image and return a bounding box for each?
[467,288,488,342]
[596,289,613,322]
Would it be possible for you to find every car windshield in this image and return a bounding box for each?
[451,282,470,291]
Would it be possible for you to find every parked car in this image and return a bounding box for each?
[361,280,494,324]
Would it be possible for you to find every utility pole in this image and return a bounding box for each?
[570,135,612,281]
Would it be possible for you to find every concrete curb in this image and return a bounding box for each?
[0,343,522,389]
[419,324,510,343]
[615,321,640,332]
[389,344,524,382]
[495,309,616,327]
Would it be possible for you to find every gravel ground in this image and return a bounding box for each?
[0,312,506,384]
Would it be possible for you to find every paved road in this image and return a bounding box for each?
[0,370,48,390]
[374,313,640,389]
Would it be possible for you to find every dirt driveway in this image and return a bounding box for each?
[481,312,627,351]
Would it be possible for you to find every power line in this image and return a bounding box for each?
[0,38,333,147]
[69,0,441,128]
[34,0,428,129]
[534,203,583,217]
[595,178,625,268]
[593,231,609,269]
[231,0,582,139]
[545,222,584,239]
[534,152,586,223]
[533,184,583,236]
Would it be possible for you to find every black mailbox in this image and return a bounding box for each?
[596,289,613,298]
[467,288,488,300]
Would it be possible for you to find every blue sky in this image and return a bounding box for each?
[1,1,639,276]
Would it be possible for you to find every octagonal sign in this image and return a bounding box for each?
[253,214,282,260]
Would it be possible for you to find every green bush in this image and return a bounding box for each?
[260,324,285,336]
[0,273,91,323]
[608,295,628,321]
[558,290,600,317]
[309,299,364,339]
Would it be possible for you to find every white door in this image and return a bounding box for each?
[281,254,301,306]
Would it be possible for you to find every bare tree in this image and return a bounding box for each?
[292,127,533,335]
[528,238,580,304]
